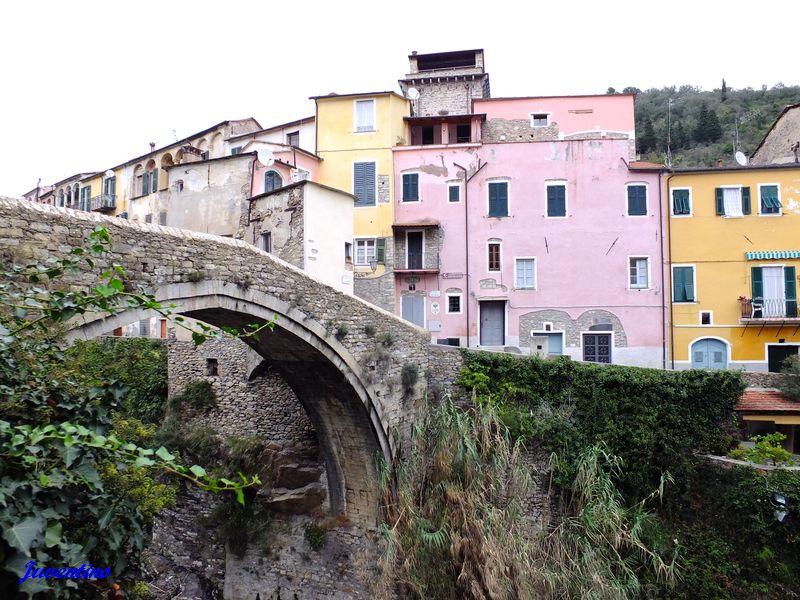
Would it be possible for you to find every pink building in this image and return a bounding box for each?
[392,93,667,367]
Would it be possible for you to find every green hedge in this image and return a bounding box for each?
[457,352,744,499]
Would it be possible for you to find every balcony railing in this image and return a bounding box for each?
[739,297,799,320]
[90,194,116,212]
[394,251,440,272]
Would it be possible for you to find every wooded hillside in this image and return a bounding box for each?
[610,82,800,167]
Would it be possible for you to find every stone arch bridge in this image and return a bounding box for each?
[0,198,462,525]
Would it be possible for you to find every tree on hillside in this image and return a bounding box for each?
[706,108,722,142]
[721,78,728,103]
[638,118,657,154]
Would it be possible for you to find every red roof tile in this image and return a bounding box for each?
[736,389,800,413]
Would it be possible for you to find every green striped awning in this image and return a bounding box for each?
[746,250,800,260]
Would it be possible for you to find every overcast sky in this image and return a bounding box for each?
[2,0,797,196]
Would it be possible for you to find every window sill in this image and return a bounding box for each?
[629,286,650,290]
[671,213,692,218]
[514,287,536,291]
[626,213,649,217]
[354,129,376,134]
[758,213,782,217]
[354,204,378,209]
[401,199,420,203]
[487,215,510,219]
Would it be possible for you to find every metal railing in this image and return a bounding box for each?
[395,251,440,271]
[739,297,799,319]
[90,194,116,212]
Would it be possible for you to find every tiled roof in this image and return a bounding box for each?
[736,389,800,413]
[628,161,665,169]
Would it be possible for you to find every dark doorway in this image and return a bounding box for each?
[406,231,423,269]
[768,345,799,373]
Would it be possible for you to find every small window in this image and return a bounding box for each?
[231,146,243,155]
[700,311,712,325]
[264,170,283,193]
[344,241,353,263]
[355,238,377,265]
[355,99,376,132]
[159,211,167,226]
[446,294,462,314]
[530,113,550,127]
[455,124,471,143]
[448,184,461,203]
[629,257,649,289]
[286,131,300,147]
[206,358,219,377]
[488,242,501,271]
[672,188,691,215]
[402,173,419,202]
[260,231,272,253]
[515,258,536,289]
[138,319,150,337]
[546,183,566,217]
[144,213,152,224]
[672,265,695,303]
[488,181,509,217]
[715,186,750,217]
[627,184,647,216]
[176,179,184,192]
[759,184,781,215]
[422,126,435,145]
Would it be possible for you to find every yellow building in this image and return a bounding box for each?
[313,91,410,310]
[668,165,800,372]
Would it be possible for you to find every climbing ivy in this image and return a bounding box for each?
[0,226,265,598]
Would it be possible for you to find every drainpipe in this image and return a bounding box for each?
[454,159,486,347]
[658,169,666,370]
[666,172,676,369]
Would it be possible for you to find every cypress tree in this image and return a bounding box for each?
[694,102,710,143]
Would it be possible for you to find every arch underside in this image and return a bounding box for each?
[68,283,388,524]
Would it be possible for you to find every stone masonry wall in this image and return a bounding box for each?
[353,238,395,312]
[413,79,487,117]
[483,119,560,143]
[242,185,306,269]
[518,309,628,351]
[751,107,800,165]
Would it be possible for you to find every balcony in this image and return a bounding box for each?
[90,194,116,212]
[739,297,800,323]
[394,251,440,273]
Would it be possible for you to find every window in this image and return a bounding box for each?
[672,188,691,215]
[488,181,509,217]
[629,257,649,289]
[700,311,712,325]
[264,170,283,193]
[515,258,536,289]
[583,333,611,363]
[751,266,797,318]
[759,184,781,215]
[455,124,471,143]
[103,176,116,198]
[176,179,184,192]
[138,319,150,337]
[144,214,152,224]
[672,265,695,303]
[355,238,376,266]
[422,126,435,145]
[402,173,419,202]
[355,99,375,132]
[206,358,219,377]
[353,162,376,207]
[546,183,566,217]
[230,146,243,155]
[627,184,647,216]
[530,113,550,127]
[446,293,462,314]
[488,242,501,271]
[344,242,352,263]
[259,231,271,253]
[79,187,91,211]
[448,184,461,203]
[150,169,158,193]
[286,131,300,147]
[714,186,751,217]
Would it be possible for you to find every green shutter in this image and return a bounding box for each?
[683,267,695,301]
[402,175,410,200]
[751,266,763,301]
[375,238,386,264]
[672,267,684,302]
[673,189,690,215]
[488,182,498,215]
[715,188,724,215]
[741,186,751,215]
[449,186,459,202]
[354,163,366,205]
[785,266,797,317]
[151,170,158,193]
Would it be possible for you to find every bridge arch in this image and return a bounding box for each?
[68,280,390,524]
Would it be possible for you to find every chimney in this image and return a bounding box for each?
[717,159,724,167]
[150,142,156,152]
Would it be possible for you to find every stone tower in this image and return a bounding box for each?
[398,49,491,117]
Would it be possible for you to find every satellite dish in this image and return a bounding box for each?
[104,169,115,178]
[257,148,274,167]
[407,87,420,100]
[735,151,748,166]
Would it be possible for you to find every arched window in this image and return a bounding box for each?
[264,170,283,193]
[57,189,65,207]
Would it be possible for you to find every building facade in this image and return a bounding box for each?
[667,165,800,371]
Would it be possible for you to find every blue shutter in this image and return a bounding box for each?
[628,185,646,215]
[449,186,459,202]
[354,162,376,206]
[402,174,418,202]
[489,182,508,217]
[366,162,376,205]
[547,185,566,217]
[488,183,498,215]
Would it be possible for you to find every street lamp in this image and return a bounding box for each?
[368,258,378,273]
